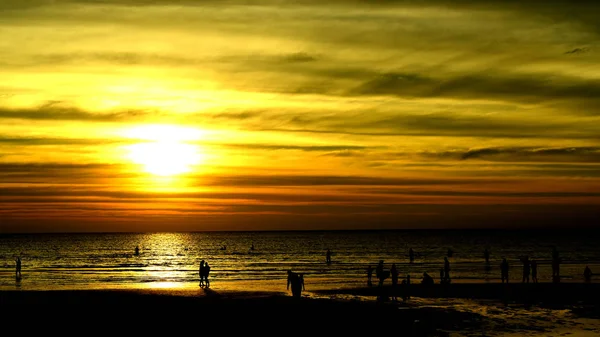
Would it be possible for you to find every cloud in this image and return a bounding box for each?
[565,47,589,55]
[453,147,600,162]
[0,102,154,121]
[349,71,600,105]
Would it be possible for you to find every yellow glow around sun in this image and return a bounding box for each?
[124,125,203,176]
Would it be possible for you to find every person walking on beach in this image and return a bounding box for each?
[390,263,398,301]
[367,265,373,287]
[531,259,538,283]
[326,249,332,264]
[501,258,509,283]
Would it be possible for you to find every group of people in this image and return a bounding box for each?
[198,260,211,288]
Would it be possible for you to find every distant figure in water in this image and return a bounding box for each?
[326,249,332,264]
[484,248,490,264]
[390,263,398,301]
[552,247,561,283]
[501,258,509,283]
[421,272,434,285]
[447,248,454,258]
[520,255,530,283]
[134,246,140,256]
[584,266,592,283]
[15,256,22,279]
[409,248,415,264]
[287,270,303,298]
[250,243,255,251]
[443,257,451,283]
[367,265,373,287]
[531,259,538,283]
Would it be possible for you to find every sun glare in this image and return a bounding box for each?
[124,125,203,176]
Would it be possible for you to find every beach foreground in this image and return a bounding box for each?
[2,283,599,336]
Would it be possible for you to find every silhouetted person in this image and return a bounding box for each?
[552,247,561,283]
[444,257,451,283]
[287,270,302,298]
[409,248,415,264]
[531,259,538,283]
[134,246,140,256]
[299,273,305,291]
[367,265,373,287]
[500,258,509,283]
[250,243,255,251]
[326,249,332,264]
[584,266,592,283]
[439,268,445,284]
[403,274,411,301]
[520,256,530,283]
[204,262,211,288]
[447,248,454,258]
[421,272,434,285]
[484,248,490,264]
[199,260,205,287]
[390,263,398,301]
[15,256,22,279]
[376,260,388,287]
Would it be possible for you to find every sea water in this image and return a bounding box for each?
[1,230,599,290]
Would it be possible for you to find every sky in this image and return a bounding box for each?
[1,0,600,232]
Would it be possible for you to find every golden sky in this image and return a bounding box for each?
[1,0,600,232]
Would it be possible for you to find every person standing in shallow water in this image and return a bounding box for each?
[390,263,398,301]
[199,260,205,287]
[15,256,22,279]
[287,270,302,298]
[203,262,211,288]
[501,258,509,283]
[552,247,561,283]
[326,249,332,264]
[584,266,592,283]
[367,265,373,287]
[520,255,530,283]
[443,257,451,283]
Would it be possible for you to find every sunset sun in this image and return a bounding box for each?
[124,125,203,176]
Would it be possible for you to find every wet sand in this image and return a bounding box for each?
[1,283,599,336]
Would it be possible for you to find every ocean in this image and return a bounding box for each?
[1,230,599,291]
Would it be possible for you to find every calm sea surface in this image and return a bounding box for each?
[1,230,599,291]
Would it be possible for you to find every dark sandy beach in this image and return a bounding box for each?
[2,283,599,336]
